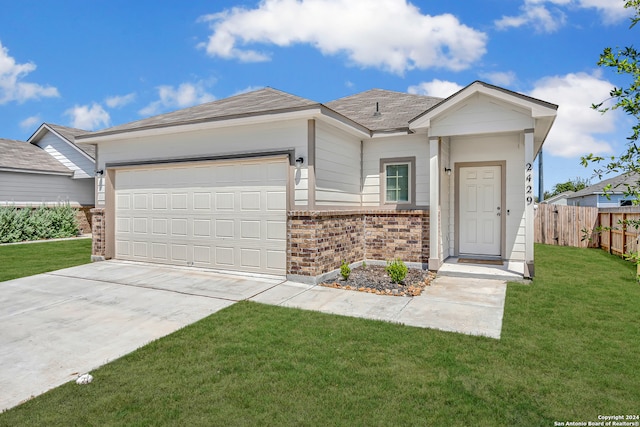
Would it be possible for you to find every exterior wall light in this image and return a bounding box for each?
[444,167,452,176]
[95,169,104,176]
[295,157,304,167]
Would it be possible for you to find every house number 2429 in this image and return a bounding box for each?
[525,163,533,205]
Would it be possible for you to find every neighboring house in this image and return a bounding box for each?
[541,191,575,205]
[77,81,557,280]
[0,125,94,207]
[566,173,640,208]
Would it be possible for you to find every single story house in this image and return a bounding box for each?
[566,172,640,208]
[77,81,557,281]
[1,123,94,208]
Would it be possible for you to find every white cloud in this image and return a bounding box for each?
[479,71,517,87]
[495,3,566,32]
[0,41,59,104]
[199,0,487,74]
[408,79,463,98]
[65,103,111,130]
[20,115,41,130]
[140,81,216,116]
[495,0,631,32]
[105,92,136,108]
[577,0,634,23]
[529,71,620,158]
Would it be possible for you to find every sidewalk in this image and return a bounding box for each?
[251,265,509,339]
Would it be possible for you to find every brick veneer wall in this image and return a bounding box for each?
[287,210,429,279]
[90,207,105,260]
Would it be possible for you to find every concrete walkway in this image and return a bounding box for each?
[1,259,509,411]
[250,275,507,339]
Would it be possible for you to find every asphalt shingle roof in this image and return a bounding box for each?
[326,89,443,132]
[569,172,640,198]
[44,123,95,159]
[0,138,72,174]
[82,88,321,138]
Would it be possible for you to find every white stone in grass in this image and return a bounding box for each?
[76,373,93,385]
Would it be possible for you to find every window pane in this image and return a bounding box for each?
[385,164,409,203]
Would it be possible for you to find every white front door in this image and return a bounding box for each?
[459,165,502,257]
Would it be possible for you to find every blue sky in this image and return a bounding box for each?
[0,0,635,193]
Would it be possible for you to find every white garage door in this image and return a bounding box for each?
[114,157,287,275]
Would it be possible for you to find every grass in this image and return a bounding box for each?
[0,238,92,282]
[1,244,639,426]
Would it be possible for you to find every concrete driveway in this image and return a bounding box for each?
[0,261,284,411]
[1,260,508,412]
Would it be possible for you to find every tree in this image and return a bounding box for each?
[544,177,590,200]
[583,1,640,279]
[583,0,640,198]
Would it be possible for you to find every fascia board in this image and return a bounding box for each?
[77,109,326,144]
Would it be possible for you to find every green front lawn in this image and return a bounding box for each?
[1,244,638,426]
[0,238,92,282]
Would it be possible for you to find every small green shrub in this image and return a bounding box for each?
[362,260,367,270]
[340,260,351,280]
[386,258,408,284]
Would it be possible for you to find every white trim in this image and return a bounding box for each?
[0,167,73,177]
[28,124,95,163]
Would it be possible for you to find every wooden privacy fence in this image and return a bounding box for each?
[598,208,640,256]
[534,204,600,248]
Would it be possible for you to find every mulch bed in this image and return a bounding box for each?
[321,265,435,297]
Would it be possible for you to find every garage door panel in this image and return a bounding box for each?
[267,221,286,241]
[193,219,212,237]
[116,240,130,257]
[193,192,211,210]
[152,243,168,261]
[171,245,188,262]
[240,248,261,268]
[240,220,261,239]
[133,194,148,210]
[115,158,287,275]
[132,242,148,258]
[171,193,188,210]
[152,193,168,210]
[240,192,261,211]
[267,250,286,270]
[215,193,234,210]
[152,218,168,235]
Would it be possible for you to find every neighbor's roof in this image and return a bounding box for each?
[79,88,322,139]
[0,138,72,175]
[326,89,442,132]
[29,123,94,159]
[46,123,95,159]
[541,190,575,204]
[568,172,640,198]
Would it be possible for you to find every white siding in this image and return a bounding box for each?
[36,132,95,179]
[315,121,361,206]
[362,134,429,207]
[450,133,524,261]
[96,119,309,207]
[0,171,94,206]
[431,93,534,137]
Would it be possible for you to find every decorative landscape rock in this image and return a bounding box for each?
[321,265,434,297]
